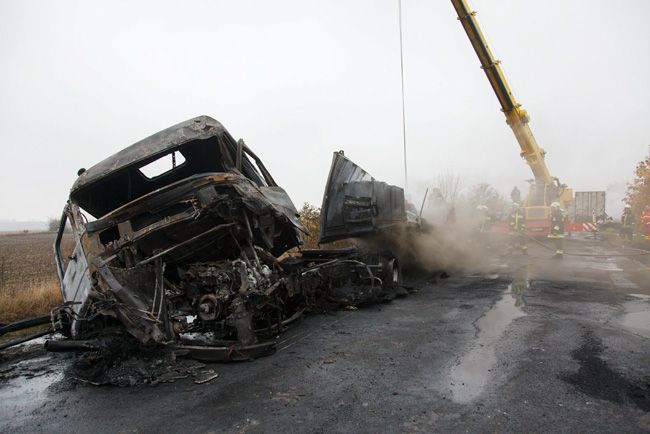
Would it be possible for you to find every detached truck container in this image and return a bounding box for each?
[567,191,606,232]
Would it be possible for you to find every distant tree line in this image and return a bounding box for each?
[47,217,71,233]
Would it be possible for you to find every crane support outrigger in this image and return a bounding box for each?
[451,0,572,236]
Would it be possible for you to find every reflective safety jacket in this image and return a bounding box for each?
[510,210,526,232]
[641,209,650,225]
[622,211,635,228]
[479,215,492,233]
[642,210,650,238]
[548,209,565,238]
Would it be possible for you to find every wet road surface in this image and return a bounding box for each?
[2,237,650,433]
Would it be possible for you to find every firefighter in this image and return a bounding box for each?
[548,202,565,258]
[509,202,527,255]
[511,186,521,204]
[476,205,491,233]
[621,204,635,241]
[641,205,650,241]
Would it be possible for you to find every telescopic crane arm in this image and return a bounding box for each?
[450,0,554,187]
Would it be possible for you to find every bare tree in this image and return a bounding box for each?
[435,171,462,204]
[467,183,507,212]
[47,217,60,232]
[48,217,71,233]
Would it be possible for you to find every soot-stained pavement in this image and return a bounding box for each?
[1,237,650,433]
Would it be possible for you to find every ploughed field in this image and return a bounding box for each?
[0,232,73,324]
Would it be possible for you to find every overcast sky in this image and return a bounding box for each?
[1,0,648,221]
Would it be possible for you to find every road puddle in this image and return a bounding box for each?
[0,371,63,415]
[449,267,528,403]
[0,350,64,418]
[620,294,650,339]
[611,274,638,290]
[583,261,623,272]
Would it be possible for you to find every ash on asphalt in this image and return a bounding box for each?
[562,331,650,412]
[68,347,216,387]
[2,240,650,432]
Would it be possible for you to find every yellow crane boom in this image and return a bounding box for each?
[451,0,571,213]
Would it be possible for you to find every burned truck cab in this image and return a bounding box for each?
[54,116,306,354]
[52,117,422,360]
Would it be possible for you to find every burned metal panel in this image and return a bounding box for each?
[319,151,408,244]
[259,186,305,231]
[71,116,274,218]
[53,204,92,339]
[59,241,91,338]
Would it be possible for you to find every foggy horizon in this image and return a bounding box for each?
[1,0,648,223]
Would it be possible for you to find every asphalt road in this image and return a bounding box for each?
[1,236,650,433]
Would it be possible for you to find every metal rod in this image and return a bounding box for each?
[137,223,235,266]
[398,0,408,193]
[0,328,53,351]
[44,339,102,352]
[419,187,429,221]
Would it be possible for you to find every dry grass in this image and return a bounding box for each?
[0,232,72,323]
[0,279,61,323]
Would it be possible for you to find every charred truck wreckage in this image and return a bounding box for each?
[50,116,422,361]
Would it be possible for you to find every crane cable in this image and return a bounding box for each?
[398,0,408,194]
